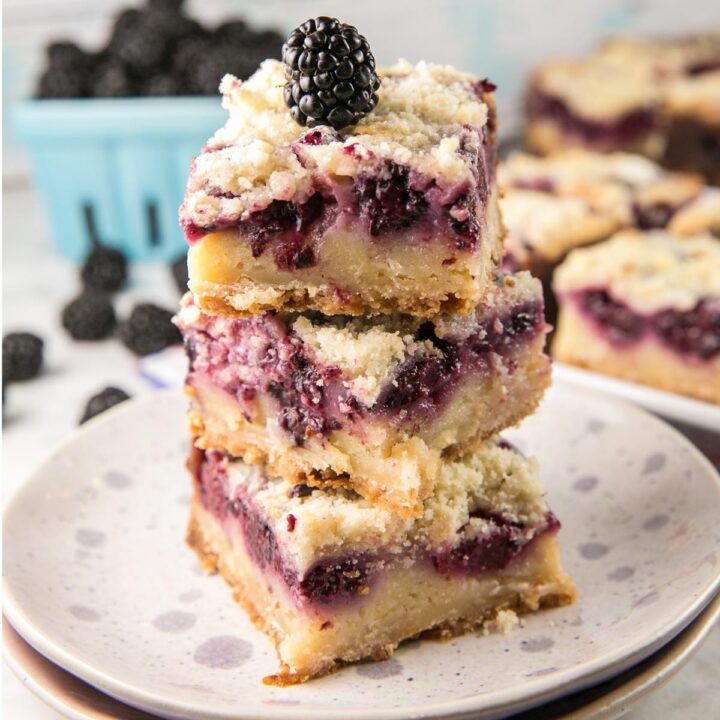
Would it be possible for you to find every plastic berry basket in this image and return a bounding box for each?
[13,97,226,261]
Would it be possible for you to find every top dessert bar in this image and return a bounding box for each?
[181,59,502,318]
[523,32,720,173]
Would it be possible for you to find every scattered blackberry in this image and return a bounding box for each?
[3,333,44,383]
[80,386,131,424]
[170,253,189,293]
[282,17,380,130]
[62,291,116,341]
[120,303,181,356]
[81,244,128,292]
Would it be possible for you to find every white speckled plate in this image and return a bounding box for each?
[4,382,720,720]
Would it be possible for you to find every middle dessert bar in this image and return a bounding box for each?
[181,59,502,318]
[177,271,550,517]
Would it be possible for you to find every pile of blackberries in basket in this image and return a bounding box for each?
[37,0,283,98]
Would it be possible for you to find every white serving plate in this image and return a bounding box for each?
[4,597,718,720]
[553,363,720,433]
[4,383,720,720]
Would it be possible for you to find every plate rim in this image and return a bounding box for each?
[4,597,719,720]
[3,383,720,720]
[553,363,720,433]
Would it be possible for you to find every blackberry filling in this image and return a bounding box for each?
[185,142,492,251]
[376,302,544,418]
[354,162,428,236]
[195,451,558,607]
[185,300,544,439]
[579,289,720,359]
[632,201,683,230]
[580,290,645,344]
[527,90,657,148]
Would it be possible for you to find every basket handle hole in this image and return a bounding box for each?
[146,201,161,247]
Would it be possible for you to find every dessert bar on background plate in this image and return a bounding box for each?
[4,384,720,719]
[182,60,502,318]
[499,149,720,283]
[553,231,720,406]
[177,271,550,516]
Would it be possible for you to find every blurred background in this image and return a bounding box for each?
[5,0,720,177]
[3,2,720,717]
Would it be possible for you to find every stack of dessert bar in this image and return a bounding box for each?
[176,39,575,684]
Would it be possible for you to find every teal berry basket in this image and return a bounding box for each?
[13,97,226,261]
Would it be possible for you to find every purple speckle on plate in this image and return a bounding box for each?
[68,605,100,622]
[642,453,667,475]
[193,636,252,669]
[153,611,197,633]
[75,528,106,548]
[579,542,610,560]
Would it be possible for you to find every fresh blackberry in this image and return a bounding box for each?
[81,244,127,292]
[148,0,186,12]
[281,17,380,130]
[37,68,86,98]
[170,253,189,293]
[62,292,116,341]
[3,333,44,383]
[172,35,211,77]
[46,41,91,71]
[120,303,181,356]
[90,60,134,97]
[214,19,251,44]
[142,73,182,96]
[187,44,258,94]
[79,386,131,424]
[112,21,169,75]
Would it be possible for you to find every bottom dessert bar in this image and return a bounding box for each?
[186,441,576,684]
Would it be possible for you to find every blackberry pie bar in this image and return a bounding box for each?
[181,58,501,318]
[177,271,550,516]
[553,231,720,404]
[188,440,576,684]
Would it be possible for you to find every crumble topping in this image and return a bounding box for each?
[501,190,619,264]
[292,316,434,407]
[665,71,720,122]
[597,33,720,76]
[222,439,548,570]
[500,149,663,190]
[669,189,720,236]
[181,59,493,228]
[554,231,720,313]
[529,58,660,118]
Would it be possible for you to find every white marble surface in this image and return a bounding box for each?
[2,185,719,718]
